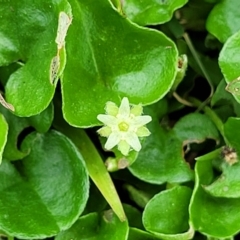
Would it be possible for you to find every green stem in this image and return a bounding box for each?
[189,97,228,144]
[7,236,14,240]
[183,33,214,108]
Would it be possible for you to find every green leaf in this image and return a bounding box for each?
[219,30,240,104]
[122,0,188,26]
[204,118,240,198]
[55,211,129,240]
[143,186,194,240]
[0,103,53,161]
[130,112,219,184]
[189,159,240,238]
[0,0,71,116]
[0,130,89,238]
[62,0,178,127]
[0,113,8,164]
[128,228,159,240]
[173,113,220,144]
[206,0,240,43]
[123,204,143,229]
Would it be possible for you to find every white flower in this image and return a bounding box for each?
[97,97,152,156]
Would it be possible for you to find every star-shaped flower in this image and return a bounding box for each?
[97,97,152,156]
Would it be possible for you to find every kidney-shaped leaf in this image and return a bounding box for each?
[219,30,240,104]
[0,113,8,164]
[122,0,188,26]
[55,211,128,240]
[207,0,240,43]
[143,186,194,240]
[0,130,89,239]
[0,0,71,116]
[62,0,178,127]
[190,160,240,238]
[130,112,219,184]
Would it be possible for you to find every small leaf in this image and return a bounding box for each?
[0,113,8,164]
[0,130,89,238]
[122,0,188,26]
[62,0,178,127]
[204,118,240,198]
[219,30,240,104]
[0,0,71,116]
[143,186,194,240]
[206,0,240,43]
[55,211,129,240]
[189,160,240,238]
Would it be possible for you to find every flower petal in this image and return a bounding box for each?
[118,140,130,156]
[130,104,143,116]
[105,101,119,116]
[118,97,130,117]
[136,126,151,137]
[133,115,152,127]
[97,114,117,126]
[97,126,112,137]
[125,132,141,152]
[105,132,121,150]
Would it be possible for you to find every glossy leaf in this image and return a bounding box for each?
[0,113,8,164]
[207,0,240,43]
[62,0,178,127]
[122,0,188,26]
[0,103,53,161]
[190,159,240,238]
[204,118,240,198]
[130,111,219,184]
[55,211,129,240]
[219,30,240,104]
[0,0,71,116]
[143,186,194,239]
[0,130,89,238]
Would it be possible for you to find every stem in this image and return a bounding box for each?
[173,91,193,107]
[183,33,214,109]
[189,97,228,144]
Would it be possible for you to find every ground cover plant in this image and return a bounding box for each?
[1,0,240,239]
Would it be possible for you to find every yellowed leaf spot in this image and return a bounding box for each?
[0,93,14,111]
[55,11,72,49]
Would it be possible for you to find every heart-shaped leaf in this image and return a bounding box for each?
[206,0,240,43]
[130,111,219,184]
[0,0,71,116]
[0,113,8,164]
[0,130,89,238]
[62,0,178,127]
[55,211,128,240]
[122,0,188,26]
[143,186,194,240]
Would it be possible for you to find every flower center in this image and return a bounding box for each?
[118,122,129,132]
